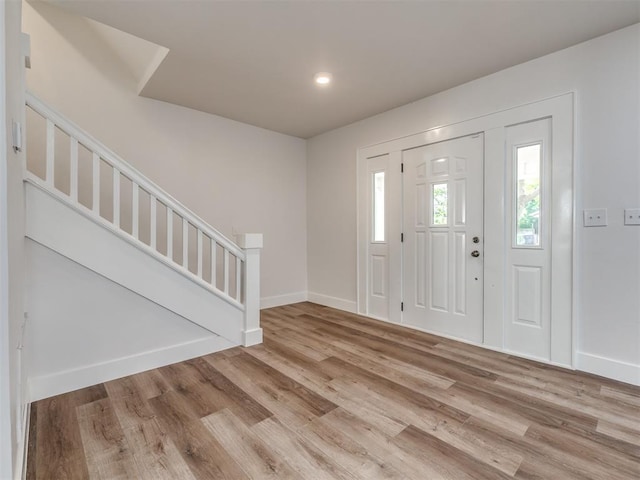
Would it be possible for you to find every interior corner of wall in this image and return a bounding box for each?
[136,46,169,96]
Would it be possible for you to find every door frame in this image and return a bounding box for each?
[357,93,575,368]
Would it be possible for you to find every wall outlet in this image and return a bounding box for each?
[624,208,640,225]
[583,209,607,227]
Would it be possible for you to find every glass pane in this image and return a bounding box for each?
[515,144,541,246]
[432,183,448,225]
[373,171,385,242]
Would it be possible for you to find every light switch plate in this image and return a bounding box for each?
[11,120,22,153]
[624,208,640,225]
[583,209,607,227]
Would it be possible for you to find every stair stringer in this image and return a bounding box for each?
[25,181,244,346]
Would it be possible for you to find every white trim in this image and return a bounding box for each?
[25,184,245,344]
[242,328,263,347]
[26,93,244,259]
[571,90,579,370]
[0,4,13,477]
[28,335,235,402]
[577,352,640,386]
[307,292,357,313]
[0,154,11,472]
[357,93,574,368]
[235,233,263,249]
[25,177,244,311]
[261,291,307,309]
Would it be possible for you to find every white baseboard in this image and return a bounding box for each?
[243,327,263,346]
[577,351,640,386]
[307,292,357,313]
[260,291,307,309]
[28,335,236,402]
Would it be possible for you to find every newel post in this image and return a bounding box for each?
[235,233,263,346]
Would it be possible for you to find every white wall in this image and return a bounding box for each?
[1,1,26,478]
[25,239,235,401]
[307,25,640,382]
[20,1,639,385]
[22,1,308,306]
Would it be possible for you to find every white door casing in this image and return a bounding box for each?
[402,134,484,343]
[357,93,573,367]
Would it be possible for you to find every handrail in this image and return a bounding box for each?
[26,93,244,259]
[25,92,247,309]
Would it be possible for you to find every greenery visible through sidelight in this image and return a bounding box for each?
[515,144,541,246]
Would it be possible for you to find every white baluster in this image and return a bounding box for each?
[150,195,157,250]
[182,218,189,269]
[70,137,78,202]
[132,182,139,239]
[45,119,54,186]
[197,230,203,278]
[211,240,217,288]
[167,207,173,260]
[92,153,100,214]
[113,168,120,228]
[224,249,230,295]
[236,256,242,302]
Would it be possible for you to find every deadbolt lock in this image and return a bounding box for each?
[471,250,480,257]
[472,236,480,243]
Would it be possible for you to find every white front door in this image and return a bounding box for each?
[402,134,484,343]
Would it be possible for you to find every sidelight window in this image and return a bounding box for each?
[515,144,541,247]
[373,171,385,242]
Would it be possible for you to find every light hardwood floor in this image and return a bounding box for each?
[27,302,640,479]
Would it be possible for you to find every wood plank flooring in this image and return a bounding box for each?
[26,302,640,479]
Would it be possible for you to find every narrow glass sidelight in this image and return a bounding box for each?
[373,171,385,242]
[432,182,448,225]
[515,143,541,247]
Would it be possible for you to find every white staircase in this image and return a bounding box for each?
[23,93,262,400]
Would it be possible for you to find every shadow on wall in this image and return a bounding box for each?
[25,1,139,91]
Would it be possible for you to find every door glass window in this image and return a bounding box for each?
[373,171,385,242]
[515,144,541,247]
[432,183,448,225]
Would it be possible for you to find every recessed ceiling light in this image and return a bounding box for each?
[314,72,333,86]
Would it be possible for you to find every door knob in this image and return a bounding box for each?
[471,250,480,257]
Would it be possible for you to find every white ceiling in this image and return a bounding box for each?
[43,0,640,138]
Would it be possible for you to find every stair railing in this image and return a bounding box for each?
[24,92,262,345]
